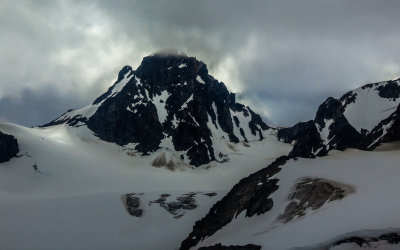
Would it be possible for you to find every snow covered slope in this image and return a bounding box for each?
[43,53,272,166]
[182,143,400,250]
[0,121,291,250]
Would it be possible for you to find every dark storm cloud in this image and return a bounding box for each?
[2,0,400,126]
[0,87,86,126]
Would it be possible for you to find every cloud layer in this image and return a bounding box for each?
[2,0,400,126]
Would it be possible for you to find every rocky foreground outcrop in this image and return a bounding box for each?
[180,156,289,250]
[317,232,400,249]
[0,130,18,163]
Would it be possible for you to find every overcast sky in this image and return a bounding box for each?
[1,0,400,127]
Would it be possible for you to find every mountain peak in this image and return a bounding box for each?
[278,77,400,159]
[43,53,272,166]
[136,52,207,80]
[143,50,199,67]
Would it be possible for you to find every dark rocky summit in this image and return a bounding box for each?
[43,53,270,166]
[0,130,19,163]
[363,78,400,100]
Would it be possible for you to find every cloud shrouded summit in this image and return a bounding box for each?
[2,0,400,126]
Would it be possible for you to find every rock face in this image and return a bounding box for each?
[0,130,19,163]
[150,193,198,218]
[179,156,289,250]
[278,79,400,158]
[43,53,271,166]
[151,151,185,170]
[277,97,363,158]
[123,194,143,217]
[361,104,400,150]
[277,178,352,223]
[278,120,325,158]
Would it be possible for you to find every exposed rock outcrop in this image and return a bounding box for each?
[150,193,198,218]
[0,130,19,163]
[278,121,325,158]
[329,232,400,249]
[123,193,143,217]
[277,178,353,223]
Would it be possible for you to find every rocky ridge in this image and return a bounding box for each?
[180,156,289,250]
[278,79,400,158]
